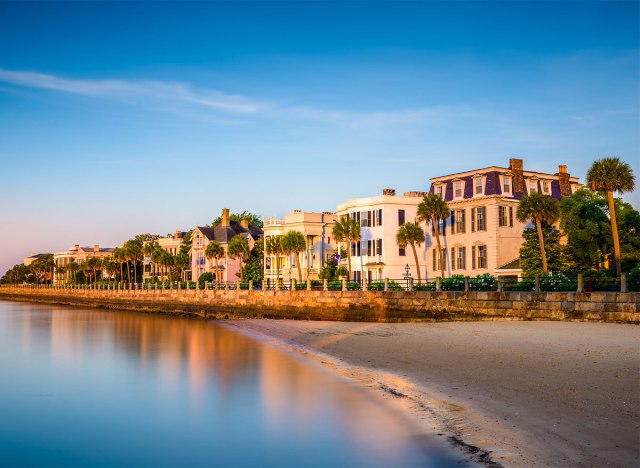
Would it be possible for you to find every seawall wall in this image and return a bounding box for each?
[0,286,638,323]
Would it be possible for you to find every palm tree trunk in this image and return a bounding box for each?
[126,262,131,283]
[433,215,446,279]
[410,242,421,282]
[347,241,352,280]
[535,216,548,275]
[296,252,303,281]
[607,190,622,277]
[133,261,137,284]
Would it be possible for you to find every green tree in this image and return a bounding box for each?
[112,247,127,283]
[282,231,307,281]
[31,254,54,285]
[103,258,120,283]
[124,238,144,284]
[417,193,450,279]
[396,222,425,282]
[266,236,284,284]
[586,157,636,277]
[205,241,225,286]
[520,225,568,277]
[228,236,250,281]
[179,230,193,256]
[174,252,190,281]
[212,211,263,228]
[332,217,361,280]
[241,240,264,283]
[84,256,103,284]
[67,261,80,284]
[516,192,560,275]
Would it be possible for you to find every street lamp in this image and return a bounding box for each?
[403,264,412,289]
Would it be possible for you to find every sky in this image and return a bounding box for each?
[0,0,638,275]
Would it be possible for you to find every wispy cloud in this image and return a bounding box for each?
[0,68,473,127]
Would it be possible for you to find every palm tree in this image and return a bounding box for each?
[282,231,307,281]
[143,240,159,280]
[266,236,284,285]
[205,241,225,287]
[516,192,560,275]
[586,157,636,277]
[396,222,425,282]
[85,256,103,285]
[124,239,143,284]
[67,261,80,284]
[159,250,175,282]
[174,252,190,282]
[103,259,120,285]
[332,217,361,281]
[417,193,450,279]
[228,236,251,281]
[112,247,126,283]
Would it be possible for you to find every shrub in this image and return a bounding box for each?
[440,275,466,291]
[367,280,404,291]
[469,274,498,291]
[628,263,640,292]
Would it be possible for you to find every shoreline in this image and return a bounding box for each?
[222,319,640,467]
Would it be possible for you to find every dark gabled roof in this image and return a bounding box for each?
[195,221,263,244]
[26,253,46,259]
[496,258,521,270]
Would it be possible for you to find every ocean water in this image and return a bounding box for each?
[0,300,463,467]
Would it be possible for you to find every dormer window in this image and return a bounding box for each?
[503,176,512,194]
[454,180,463,199]
[435,184,444,199]
[474,177,484,195]
[542,180,550,194]
[529,179,538,193]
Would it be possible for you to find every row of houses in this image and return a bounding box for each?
[30,157,580,284]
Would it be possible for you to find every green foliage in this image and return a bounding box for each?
[628,263,640,292]
[180,230,193,256]
[319,258,337,280]
[212,211,263,228]
[242,240,264,282]
[0,263,31,284]
[469,273,498,291]
[586,157,636,194]
[30,254,55,284]
[198,272,213,285]
[516,192,561,225]
[367,280,404,291]
[520,224,568,277]
[440,274,466,291]
[228,235,250,279]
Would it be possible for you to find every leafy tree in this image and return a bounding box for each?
[31,254,54,285]
[520,224,568,277]
[417,193,450,279]
[174,252,190,282]
[211,211,263,228]
[103,258,120,283]
[516,192,560,275]
[282,231,307,281]
[198,272,213,286]
[84,256,103,284]
[396,222,425,282]
[228,235,250,280]
[112,247,127,282]
[124,238,144,284]
[319,257,337,280]
[1,264,30,284]
[205,241,225,286]
[266,236,284,284]
[332,217,361,280]
[67,261,80,284]
[586,157,636,277]
[241,240,264,283]
[179,230,193,256]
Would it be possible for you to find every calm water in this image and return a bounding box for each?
[0,300,464,467]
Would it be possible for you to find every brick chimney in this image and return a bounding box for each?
[174,230,182,239]
[93,244,100,253]
[509,158,524,194]
[240,219,249,229]
[557,165,571,197]
[382,188,396,196]
[221,208,230,227]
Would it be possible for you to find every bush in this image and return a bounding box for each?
[469,274,498,291]
[198,272,213,287]
[503,278,535,291]
[367,280,404,291]
[413,282,436,291]
[440,275,466,291]
[539,274,577,292]
[628,263,640,292]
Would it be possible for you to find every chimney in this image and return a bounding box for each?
[221,208,230,227]
[174,230,181,239]
[74,244,80,250]
[382,188,396,196]
[93,244,100,253]
[509,158,525,194]
[557,165,571,197]
[240,219,249,229]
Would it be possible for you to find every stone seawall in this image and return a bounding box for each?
[1,287,638,323]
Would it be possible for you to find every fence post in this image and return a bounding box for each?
[262,279,267,291]
[292,279,296,291]
[534,276,540,293]
[323,279,328,291]
[307,279,311,291]
[464,276,470,292]
[384,278,389,292]
[275,279,280,291]
[497,276,503,292]
[620,273,627,293]
[408,277,414,292]
[577,274,584,293]
[436,277,442,292]
[342,278,347,292]
[248,280,253,291]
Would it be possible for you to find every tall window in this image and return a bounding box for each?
[374,209,383,226]
[399,246,406,257]
[376,239,382,255]
[398,209,405,226]
[529,180,537,193]
[457,247,466,270]
[433,248,446,271]
[498,206,507,227]
[474,177,483,195]
[478,245,487,269]
[436,185,444,199]
[509,207,514,227]
[476,207,486,231]
[542,180,550,194]
[361,211,369,227]
[455,209,466,233]
[451,247,456,270]
[454,181,463,198]
[503,176,511,194]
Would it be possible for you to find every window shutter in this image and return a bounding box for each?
[471,208,476,232]
[451,248,455,270]
[472,246,476,269]
[450,210,455,234]
[432,250,436,271]
[509,207,513,227]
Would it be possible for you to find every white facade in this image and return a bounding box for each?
[336,190,428,282]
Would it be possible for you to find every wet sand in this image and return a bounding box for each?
[224,320,639,467]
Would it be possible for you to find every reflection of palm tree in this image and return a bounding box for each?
[586,157,636,277]
[396,222,425,282]
[417,193,449,279]
[516,192,560,275]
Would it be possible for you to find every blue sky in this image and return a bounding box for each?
[0,1,638,274]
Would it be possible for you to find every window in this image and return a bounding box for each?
[399,246,406,257]
[503,177,511,194]
[375,209,382,226]
[529,180,537,193]
[471,208,476,232]
[451,247,456,270]
[361,211,369,227]
[433,248,446,272]
[436,185,444,199]
[398,209,405,226]
[476,207,486,231]
[474,177,483,195]
[478,245,487,269]
[457,247,466,270]
[361,240,368,256]
[509,207,513,227]
[455,209,466,233]
[542,180,550,194]
[499,206,507,227]
[376,239,382,255]
[351,241,361,257]
[454,181,463,198]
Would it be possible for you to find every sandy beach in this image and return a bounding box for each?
[224,320,639,467]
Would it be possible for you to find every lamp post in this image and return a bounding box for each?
[403,263,411,290]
